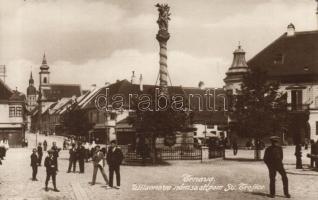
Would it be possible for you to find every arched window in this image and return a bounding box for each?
[43,77,47,84]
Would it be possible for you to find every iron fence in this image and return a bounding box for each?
[118,144,224,163]
[156,146,202,160]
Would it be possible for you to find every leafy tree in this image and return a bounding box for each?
[232,68,288,158]
[60,103,93,137]
[128,88,189,163]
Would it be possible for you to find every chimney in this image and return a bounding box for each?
[198,81,205,90]
[287,23,295,36]
[131,71,137,84]
[139,74,143,91]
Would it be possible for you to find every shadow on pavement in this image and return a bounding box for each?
[247,191,286,198]
[224,158,263,162]
[246,191,269,197]
[123,159,171,166]
[286,171,318,176]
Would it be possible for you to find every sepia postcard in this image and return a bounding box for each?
[0,0,318,199]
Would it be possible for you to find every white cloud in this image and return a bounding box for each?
[0,0,125,34]
[204,0,315,30]
[51,49,228,90]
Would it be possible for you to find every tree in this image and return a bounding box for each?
[60,103,93,137]
[233,68,288,159]
[128,88,189,163]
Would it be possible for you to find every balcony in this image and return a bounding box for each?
[287,104,309,112]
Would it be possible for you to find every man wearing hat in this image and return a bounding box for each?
[37,142,43,166]
[91,145,110,188]
[106,140,124,189]
[263,136,290,198]
[44,150,59,192]
[30,148,38,181]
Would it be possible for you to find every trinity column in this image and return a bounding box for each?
[156,3,171,93]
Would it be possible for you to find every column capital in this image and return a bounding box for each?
[156,30,170,42]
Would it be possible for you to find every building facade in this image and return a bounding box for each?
[30,54,82,134]
[0,79,26,147]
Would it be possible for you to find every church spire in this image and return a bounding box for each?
[224,44,250,89]
[40,53,49,71]
[230,44,248,69]
[42,53,47,65]
[39,53,50,85]
[29,71,34,85]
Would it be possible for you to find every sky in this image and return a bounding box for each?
[0,0,317,93]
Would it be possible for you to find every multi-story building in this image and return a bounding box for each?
[247,23,316,142]
[0,79,26,147]
[224,3,318,142]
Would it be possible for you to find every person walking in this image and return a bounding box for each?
[30,148,38,181]
[37,143,43,166]
[77,143,86,173]
[43,140,48,151]
[91,145,110,188]
[0,140,4,160]
[310,140,315,167]
[263,136,290,198]
[44,150,59,192]
[106,140,124,189]
[67,143,77,173]
[232,139,238,156]
[51,142,61,171]
[314,140,318,168]
[84,142,90,162]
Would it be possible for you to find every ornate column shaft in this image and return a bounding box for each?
[157,31,170,89]
[155,3,171,93]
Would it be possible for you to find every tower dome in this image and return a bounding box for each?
[40,53,49,71]
[224,45,249,84]
[27,85,37,95]
[27,71,37,95]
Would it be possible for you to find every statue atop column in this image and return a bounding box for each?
[155,3,171,91]
[156,3,171,32]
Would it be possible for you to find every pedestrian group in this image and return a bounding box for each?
[29,138,123,192]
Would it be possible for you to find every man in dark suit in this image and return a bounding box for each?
[30,148,38,181]
[37,143,43,166]
[44,150,59,192]
[67,143,77,173]
[51,142,61,171]
[263,136,290,198]
[77,143,86,173]
[106,140,124,189]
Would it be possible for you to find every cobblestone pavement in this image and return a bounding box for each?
[0,134,318,200]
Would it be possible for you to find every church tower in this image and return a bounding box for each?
[224,45,249,95]
[39,53,50,86]
[26,71,37,111]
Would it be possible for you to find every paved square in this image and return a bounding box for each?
[0,134,317,200]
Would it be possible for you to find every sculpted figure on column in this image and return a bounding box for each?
[155,3,171,32]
